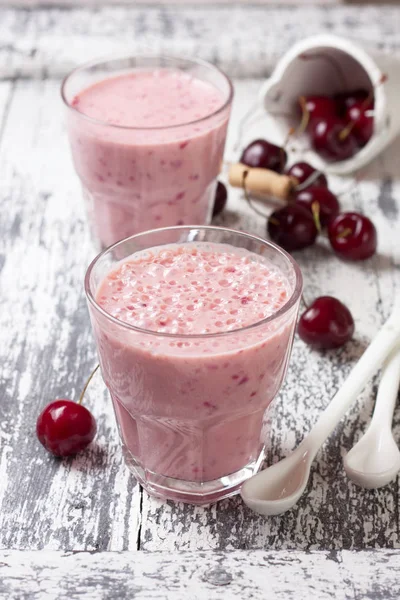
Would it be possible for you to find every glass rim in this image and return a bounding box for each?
[85,226,303,340]
[60,52,234,132]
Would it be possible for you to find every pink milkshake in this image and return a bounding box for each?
[85,227,302,504]
[62,56,232,248]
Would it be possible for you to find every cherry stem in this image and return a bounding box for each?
[242,171,270,218]
[301,294,309,310]
[78,364,100,405]
[339,110,364,141]
[339,73,387,141]
[294,169,325,192]
[336,227,352,239]
[311,201,322,233]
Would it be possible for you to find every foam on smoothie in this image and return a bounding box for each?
[96,243,291,335]
[72,69,225,129]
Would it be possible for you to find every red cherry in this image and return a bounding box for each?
[293,186,340,228]
[212,181,227,217]
[267,205,318,252]
[328,212,377,261]
[36,400,97,457]
[335,89,369,115]
[311,116,359,162]
[286,162,328,189]
[240,139,287,173]
[298,296,355,349]
[345,99,374,147]
[301,96,337,124]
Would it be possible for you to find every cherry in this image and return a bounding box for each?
[37,400,97,457]
[328,212,377,261]
[212,181,227,217]
[293,186,340,228]
[240,139,287,173]
[36,365,98,457]
[286,162,328,189]
[301,96,337,124]
[298,296,355,350]
[335,89,369,115]
[345,99,374,147]
[310,116,359,162]
[267,205,318,252]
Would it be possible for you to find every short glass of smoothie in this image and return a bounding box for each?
[85,226,302,504]
[62,55,233,249]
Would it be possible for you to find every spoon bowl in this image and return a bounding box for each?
[344,347,400,490]
[241,447,311,516]
[344,428,400,489]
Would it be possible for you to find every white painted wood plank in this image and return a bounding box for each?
[0,549,399,599]
[1,0,342,5]
[0,80,12,136]
[0,5,399,79]
[0,78,141,550]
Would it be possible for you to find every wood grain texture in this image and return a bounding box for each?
[0,0,342,5]
[0,78,141,551]
[0,548,400,599]
[0,5,399,79]
[1,8,400,556]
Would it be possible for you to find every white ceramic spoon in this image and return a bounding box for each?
[241,302,400,516]
[344,347,400,489]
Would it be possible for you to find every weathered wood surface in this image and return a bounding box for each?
[1,548,400,599]
[1,0,342,5]
[1,5,400,558]
[0,5,399,80]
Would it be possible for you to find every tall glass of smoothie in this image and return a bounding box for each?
[85,226,303,504]
[62,55,233,249]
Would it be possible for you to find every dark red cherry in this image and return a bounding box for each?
[335,89,369,115]
[286,162,328,189]
[302,96,337,124]
[311,116,359,162]
[240,139,287,173]
[328,212,377,261]
[36,399,97,457]
[298,296,355,349]
[212,181,227,217]
[345,99,374,147]
[293,186,340,228]
[267,205,318,252]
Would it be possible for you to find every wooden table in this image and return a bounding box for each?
[1,4,400,598]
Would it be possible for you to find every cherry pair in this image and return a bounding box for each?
[302,89,374,162]
[268,204,376,261]
[267,161,377,261]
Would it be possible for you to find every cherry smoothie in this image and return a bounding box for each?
[63,56,232,249]
[86,228,302,504]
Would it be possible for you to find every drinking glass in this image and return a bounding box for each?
[62,55,233,249]
[85,226,302,504]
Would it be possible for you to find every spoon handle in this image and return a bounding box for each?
[371,347,400,428]
[302,303,400,457]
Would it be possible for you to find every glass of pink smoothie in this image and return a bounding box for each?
[62,55,233,249]
[85,226,302,505]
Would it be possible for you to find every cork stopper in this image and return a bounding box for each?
[228,163,295,200]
